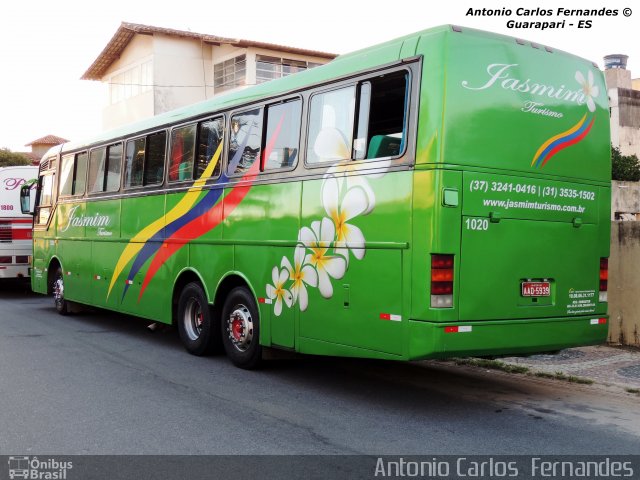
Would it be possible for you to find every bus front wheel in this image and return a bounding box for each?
[221,286,262,369]
[177,282,219,356]
[52,267,69,315]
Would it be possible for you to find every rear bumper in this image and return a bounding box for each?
[0,265,30,279]
[408,315,608,360]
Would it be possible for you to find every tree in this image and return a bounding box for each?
[611,145,640,181]
[0,148,30,167]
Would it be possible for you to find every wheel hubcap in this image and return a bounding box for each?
[53,275,64,308]
[183,297,204,341]
[226,304,253,352]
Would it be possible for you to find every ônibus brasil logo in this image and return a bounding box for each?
[461,63,598,169]
[8,456,73,479]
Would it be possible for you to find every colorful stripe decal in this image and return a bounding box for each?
[531,114,595,168]
[107,142,224,298]
[137,116,284,300]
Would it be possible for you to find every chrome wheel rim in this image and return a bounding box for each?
[53,274,64,309]
[183,297,204,341]
[226,304,253,352]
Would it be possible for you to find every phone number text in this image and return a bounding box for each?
[469,181,596,200]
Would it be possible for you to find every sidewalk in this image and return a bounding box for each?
[500,344,640,390]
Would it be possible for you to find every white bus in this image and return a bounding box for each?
[0,166,37,279]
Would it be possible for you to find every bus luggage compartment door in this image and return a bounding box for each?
[459,217,600,320]
[458,172,604,321]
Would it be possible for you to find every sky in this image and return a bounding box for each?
[1,0,637,152]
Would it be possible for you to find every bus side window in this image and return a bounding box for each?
[88,147,107,193]
[262,99,301,171]
[228,108,263,175]
[307,86,355,164]
[144,131,166,185]
[360,71,408,160]
[124,138,145,188]
[35,173,53,226]
[74,152,88,195]
[105,143,123,192]
[169,125,196,182]
[197,117,224,179]
[59,154,74,196]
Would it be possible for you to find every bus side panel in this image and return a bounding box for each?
[117,193,170,318]
[68,199,122,309]
[410,169,462,323]
[297,170,411,357]
[55,202,86,301]
[31,237,48,294]
[223,182,302,349]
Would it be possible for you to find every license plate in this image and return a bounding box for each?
[521,281,550,297]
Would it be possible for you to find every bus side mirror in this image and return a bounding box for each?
[20,181,36,215]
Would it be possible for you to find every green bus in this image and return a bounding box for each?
[23,25,610,369]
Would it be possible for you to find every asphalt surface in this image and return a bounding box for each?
[1,281,639,455]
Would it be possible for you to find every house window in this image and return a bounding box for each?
[109,60,153,105]
[256,56,318,84]
[213,55,246,92]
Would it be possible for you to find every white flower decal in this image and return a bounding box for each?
[265,266,292,316]
[322,175,368,264]
[326,158,391,214]
[281,246,318,311]
[575,70,599,113]
[265,159,390,315]
[300,218,346,298]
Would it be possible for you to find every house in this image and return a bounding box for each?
[81,22,337,131]
[605,54,640,159]
[22,135,69,165]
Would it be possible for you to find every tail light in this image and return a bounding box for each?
[431,254,454,308]
[599,257,608,302]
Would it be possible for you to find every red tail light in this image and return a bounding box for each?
[431,254,454,308]
[599,257,608,302]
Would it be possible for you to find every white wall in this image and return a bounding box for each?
[100,34,332,130]
[102,35,155,130]
[152,34,211,115]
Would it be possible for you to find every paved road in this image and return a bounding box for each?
[1,282,639,455]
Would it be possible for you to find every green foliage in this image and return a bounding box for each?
[0,148,30,167]
[612,146,640,181]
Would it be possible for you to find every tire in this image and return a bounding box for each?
[51,266,69,315]
[177,282,220,356]
[221,286,262,369]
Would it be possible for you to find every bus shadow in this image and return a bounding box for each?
[41,303,572,416]
[0,279,38,298]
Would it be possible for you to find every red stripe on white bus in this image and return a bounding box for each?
[11,229,32,240]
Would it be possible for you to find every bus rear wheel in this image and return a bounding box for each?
[52,267,69,315]
[177,282,219,356]
[221,286,262,369]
